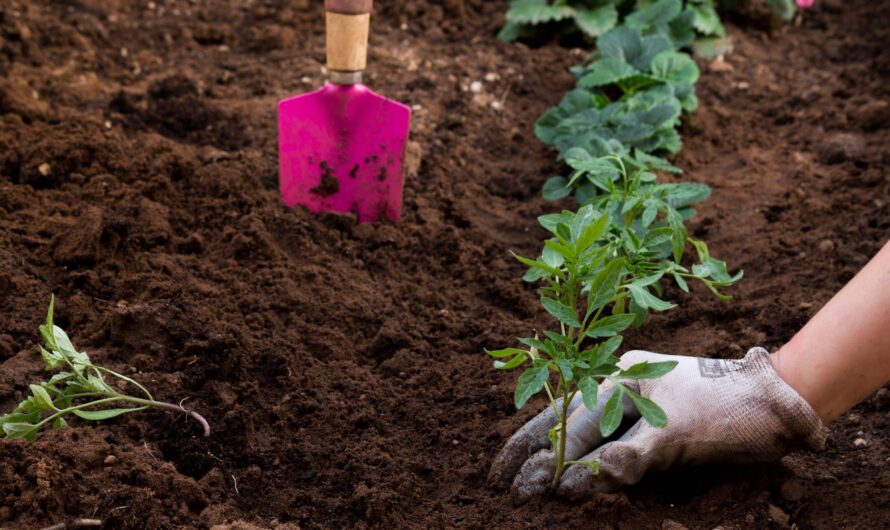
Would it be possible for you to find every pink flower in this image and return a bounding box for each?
[797,0,814,8]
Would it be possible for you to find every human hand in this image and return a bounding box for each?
[489,348,826,504]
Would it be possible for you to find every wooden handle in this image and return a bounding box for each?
[326,0,372,73]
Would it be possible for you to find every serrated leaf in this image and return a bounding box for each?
[576,214,609,253]
[587,258,625,314]
[624,387,668,428]
[543,176,572,201]
[514,366,550,409]
[586,314,636,338]
[651,51,700,87]
[691,4,725,37]
[556,359,574,381]
[627,284,676,311]
[629,0,683,27]
[573,4,618,38]
[578,376,599,412]
[506,0,574,25]
[542,297,581,328]
[599,386,624,437]
[578,57,638,88]
[619,360,678,379]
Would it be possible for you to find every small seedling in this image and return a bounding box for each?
[488,155,739,487]
[0,296,210,440]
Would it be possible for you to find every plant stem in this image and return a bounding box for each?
[552,379,571,489]
[123,396,211,437]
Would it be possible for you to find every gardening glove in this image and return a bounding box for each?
[489,347,827,504]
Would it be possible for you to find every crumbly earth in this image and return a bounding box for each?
[0,1,887,528]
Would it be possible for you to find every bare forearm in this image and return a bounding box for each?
[772,240,890,423]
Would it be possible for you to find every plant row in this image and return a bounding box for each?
[487,0,760,487]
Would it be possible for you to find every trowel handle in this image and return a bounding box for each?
[326,0,373,83]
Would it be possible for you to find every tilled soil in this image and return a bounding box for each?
[0,1,888,529]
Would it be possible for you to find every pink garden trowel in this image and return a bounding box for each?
[278,0,412,223]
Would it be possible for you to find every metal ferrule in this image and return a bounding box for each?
[330,71,363,85]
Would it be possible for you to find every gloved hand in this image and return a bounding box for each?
[489,347,827,504]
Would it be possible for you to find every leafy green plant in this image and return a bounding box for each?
[535,85,684,168]
[500,0,725,47]
[0,297,210,440]
[488,154,740,487]
[535,21,702,169]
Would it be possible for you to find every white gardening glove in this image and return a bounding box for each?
[489,347,827,504]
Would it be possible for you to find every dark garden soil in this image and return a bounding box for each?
[0,1,888,528]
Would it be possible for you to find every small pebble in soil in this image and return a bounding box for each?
[104,455,118,466]
[853,437,868,447]
[470,81,483,93]
[484,72,499,82]
[819,132,866,164]
[767,504,790,527]
[661,520,688,530]
[818,239,835,253]
[38,162,51,176]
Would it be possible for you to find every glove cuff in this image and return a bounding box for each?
[744,347,828,453]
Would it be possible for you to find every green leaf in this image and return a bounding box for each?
[518,337,553,355]
[72,407,141,421]
[626,0,683,30]
[599,335,623,359]
[573,4,619,38]
[543,176,572,201]
[599,386,624,437]
[514,366,550,409]
[619,360,678,379]
[624,387,668,428]
[505,0,574,25]
[690,4,725,37]
[557,359,574,381]
[29,384,55,410]
[586,314,636,338]
[651,51,700,87]
[587,258,625,313]
[672,272,689,292]
[52,416,68,430]
[545,239,575,260]
[576,213,609,253]
[512,252,561,277]
[548,424,560,449]
[578,57,638,88]
[541,297,581,328]
[40,346,64,370]
[2,422,38,439]
[494,354,528,370]
[764,0,796,21]
[627,284,676,311]
[487,347,525,359]
[578,376,599,412]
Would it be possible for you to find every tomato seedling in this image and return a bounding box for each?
[0,296,210,440]
[488,154,739,487]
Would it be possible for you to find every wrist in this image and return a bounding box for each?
[770,342,832,424]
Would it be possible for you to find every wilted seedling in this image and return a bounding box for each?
[488,155,740,487]
[0,296,210,440]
